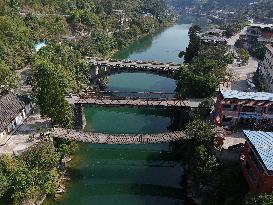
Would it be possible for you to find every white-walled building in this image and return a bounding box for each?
[259,44,273,91]
[0,92,32,143]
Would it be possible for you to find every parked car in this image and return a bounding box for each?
[246,79,256,89]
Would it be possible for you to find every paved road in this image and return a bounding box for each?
[223,26,259,92]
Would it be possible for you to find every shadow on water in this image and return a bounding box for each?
[84,106,190,134]
[45,143,186,205]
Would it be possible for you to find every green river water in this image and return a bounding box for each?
[44,23,194,205]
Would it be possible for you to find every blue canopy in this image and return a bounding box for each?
[34,41,47,51]
[244,130,273,172]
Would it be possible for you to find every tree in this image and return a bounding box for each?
[53,138,79,158]
[191,98,214,120]
[0,61,19,93]
[179,25,201,63]
[0,15,32,69]
[175,64,219,98]
[175,44,230,98]
[31,59,75,128]
[244,194,273,205]
[23,143,60,170]
[0,142,61,205]
[191,145,219,181]
[0,169,9,198]
[237,48,250,66]
[251,44,266,61]
[185,119,215,144]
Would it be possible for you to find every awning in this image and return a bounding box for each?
[239,113,264,119]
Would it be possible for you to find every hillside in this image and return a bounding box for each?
[0,0,173,70]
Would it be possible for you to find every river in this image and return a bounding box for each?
[44,23,193,205]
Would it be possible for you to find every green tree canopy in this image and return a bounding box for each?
[237,48,250,66]
[185,119,215,144]
[0,142,60,205]
[244,194,273,205]
[191,145,219,181]
[179,25,201,63]
[0,61,19,93]
[31,59,75,128]
[175,44,231,98]
[0,15,32,69]
[190,98,214,120]
[174,63,219,98]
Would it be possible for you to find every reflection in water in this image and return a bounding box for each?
[177,16,208,30]
[104,72,176,98]
[84,107,189,134]
[44,144,185,205]
[113,24,191,63]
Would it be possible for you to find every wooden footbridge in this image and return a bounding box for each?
[67,91,202,108]
[51,128,188,144]
[86,57,181,80]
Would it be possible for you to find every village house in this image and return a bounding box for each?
[238,25,273,51]
[213,90,273,128]
[0,92,33,144]
[241,130,273,193]
[112,9,126,26]
[258,44,273,91]
[200,29,227,45]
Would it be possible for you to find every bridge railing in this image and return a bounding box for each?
[79,90,178,100]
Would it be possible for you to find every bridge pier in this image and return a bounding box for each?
[74,104,86,130]
[90,65,100,78]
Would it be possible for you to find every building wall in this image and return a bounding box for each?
[15,113,24,127]
[0,130,7,142]
[1,102,32,137]
[241,142,273,194]
[24,103,32,115]
[214,96,273,126]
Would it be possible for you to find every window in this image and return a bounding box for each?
[223,104,232,111]
[256,107,262,113]
[223,116,232,122]
[268,107,273,114]
[242,106,256,112]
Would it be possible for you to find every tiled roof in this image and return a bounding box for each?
[221,90,273,102]
[244,130,273,172]
[0,92,30,132]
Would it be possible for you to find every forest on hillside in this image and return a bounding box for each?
[166,0,254,8]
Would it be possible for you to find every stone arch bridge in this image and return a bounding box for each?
[51,128,188,144]
[86,57,181,81]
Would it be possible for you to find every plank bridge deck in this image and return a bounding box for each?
[51,128,188,144]
[66,93,202,108]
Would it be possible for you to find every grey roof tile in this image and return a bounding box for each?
[0,92,29,132]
